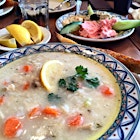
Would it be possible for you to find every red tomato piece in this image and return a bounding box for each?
[67,114,84,127]
[42,107,60,117]
[4,117,22,138]
[99,85,114,96]
[28,107,42,119]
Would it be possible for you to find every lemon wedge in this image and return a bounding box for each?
[6,24,33,46]
[21,20,43,43]
[0,38,17,48]
[40,60,64,92]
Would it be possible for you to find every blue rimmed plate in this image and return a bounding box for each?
[0,43,139,139]
[56,10,135,42]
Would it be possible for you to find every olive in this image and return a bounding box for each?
[90,14,100,21]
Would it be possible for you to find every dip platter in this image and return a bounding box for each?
[0,43,139,140]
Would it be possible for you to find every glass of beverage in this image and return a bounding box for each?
[18,0,49,28]
[114,0,132,15]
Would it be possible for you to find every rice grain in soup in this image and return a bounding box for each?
[0,52,121,140]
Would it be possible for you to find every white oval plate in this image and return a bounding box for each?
[56,10,135,42]
[0,6,14,16]
[0,0,6,6]
[0,43,139,139]
[0,26,51,51]
[49,0,76,13]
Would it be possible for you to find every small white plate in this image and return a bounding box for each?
[49,0,76,13]
[0,26,51,51]
[0,0,6,6]
[56,10,135,42]
[0,6,14,16]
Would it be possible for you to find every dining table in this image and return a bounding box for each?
[0,0,140,139]
[0,0,140,60]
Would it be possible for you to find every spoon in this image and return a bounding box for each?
[76,0,82,15]
[49,0,70,11]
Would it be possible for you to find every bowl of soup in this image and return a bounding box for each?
[0,43,139,140]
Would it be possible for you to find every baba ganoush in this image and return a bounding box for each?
[0,52,121,140]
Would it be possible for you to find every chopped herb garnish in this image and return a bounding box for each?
[48,93,61,104]
[58,65,100,92]
[66,76,78,92]
[86,77,100,88]
[76,65,88,79]
[59,77,78,92]
[59,79,66,88]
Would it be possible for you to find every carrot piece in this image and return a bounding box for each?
[3,81,9,86]
[22,65,32,73]
[42,107,60,117]
[23,82,30,90]
[67,114,84,127]
[99,85,114,96]
[4,117,22,138]
[0,96,4,105]
[28,107,42,119]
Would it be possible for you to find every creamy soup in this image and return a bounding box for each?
[0,52,121,140]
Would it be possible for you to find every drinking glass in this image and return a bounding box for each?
[114,0,132,15]
[18,0,49,28]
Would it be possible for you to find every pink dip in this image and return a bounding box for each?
[79,18,118,39]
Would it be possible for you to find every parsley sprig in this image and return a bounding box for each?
[58,65,100,92]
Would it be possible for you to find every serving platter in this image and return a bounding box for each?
[56,10,135,42]
[0,26,51,51]
[0,43,139,139]
[49,0,76,13]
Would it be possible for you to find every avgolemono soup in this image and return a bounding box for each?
[0,52,121,140]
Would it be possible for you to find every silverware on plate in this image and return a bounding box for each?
[49,0,70,11]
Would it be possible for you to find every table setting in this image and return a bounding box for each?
[0,0,140,140]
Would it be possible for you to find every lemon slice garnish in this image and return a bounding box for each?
[0,38,17,48]
[6,24,33,46]
[40,60,64,93]
[21,20,43,43]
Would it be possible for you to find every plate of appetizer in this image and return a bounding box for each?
[49,0,76,13]
[0,43,139,140]
[56,9,136,42]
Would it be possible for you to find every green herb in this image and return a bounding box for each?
[59,76,78,92]
[76,65,88,79]
[58,65,100,92]
[59,79,66,88]
[86,77,100,88]
[66,76,78,92]
[48,93,61,104]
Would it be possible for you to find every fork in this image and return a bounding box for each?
[49,0,70,11]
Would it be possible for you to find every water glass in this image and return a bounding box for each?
[18,0,49,28]
[114,0,132,15]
